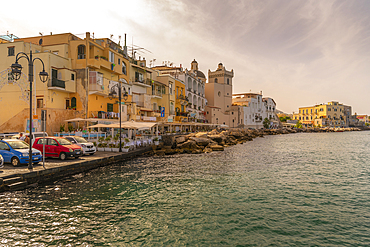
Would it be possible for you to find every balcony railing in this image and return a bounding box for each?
[176,112,188,117]
[50,78,65,89]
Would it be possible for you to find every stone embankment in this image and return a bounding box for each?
[150,127,365,156]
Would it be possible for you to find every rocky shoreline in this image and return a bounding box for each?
[148,127,367,156]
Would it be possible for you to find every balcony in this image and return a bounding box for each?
[89,71,105,95]
[49,78,65,89]
[176,112,188,117]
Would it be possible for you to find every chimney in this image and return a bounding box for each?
[86,32,90,40]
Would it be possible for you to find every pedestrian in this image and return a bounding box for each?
[24,135,30,144]
[19,133,25,140]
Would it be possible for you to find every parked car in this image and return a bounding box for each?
[0,132,19,140]
[32,137,82,160]
[0,139,42,166]
[64,136,96,155]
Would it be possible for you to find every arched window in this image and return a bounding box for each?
[122,62,127,75]
[71,97,76,109]
[188,77,192,89]
[77,45,86,59]
[215,78,218,83]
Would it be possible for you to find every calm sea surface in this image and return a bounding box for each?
[1,131,370,246]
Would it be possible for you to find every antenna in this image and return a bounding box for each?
[110,34,113,39]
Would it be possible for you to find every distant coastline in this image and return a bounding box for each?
[149,127,369,156]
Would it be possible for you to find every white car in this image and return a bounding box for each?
[64,136,96,155]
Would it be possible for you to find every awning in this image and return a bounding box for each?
[139,108,153,112]
[64,118,87,122]
[87,123,113,128]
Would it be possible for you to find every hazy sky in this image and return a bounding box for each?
[1,0,370,114]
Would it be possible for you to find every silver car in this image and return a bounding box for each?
[64,136,96,155]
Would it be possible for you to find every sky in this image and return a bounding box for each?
[1,0,370,114]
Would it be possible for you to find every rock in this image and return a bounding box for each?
[153,150,165,156]
[189,137,211,147]
[195,132,208,138]
[177,140,199,149]
[163,148,178,155]
[175,136,186,144]
[210,145,224,151]
[208,134,225,144]
[191,149,203,154]
[203,147,213,153]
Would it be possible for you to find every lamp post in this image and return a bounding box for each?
[11,50,49,169]
[109,83,128,152]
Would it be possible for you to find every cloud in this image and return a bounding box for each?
[2,0,370,114]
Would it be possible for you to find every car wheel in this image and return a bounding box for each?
[11,157,20,167]
[75,156,79,159]
[59,152,66,160]
[89,153,94,155]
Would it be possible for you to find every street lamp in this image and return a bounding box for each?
[11,50,49,169]
[109,83,128,152]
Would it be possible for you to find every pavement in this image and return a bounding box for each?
[0,151,132,179]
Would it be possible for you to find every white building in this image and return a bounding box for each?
[232,93,278,129]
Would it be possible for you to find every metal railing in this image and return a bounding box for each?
[50,78,65,88]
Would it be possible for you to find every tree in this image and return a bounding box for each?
[295,121,302,128]
[279,116,291,122]
[263,118,271,129]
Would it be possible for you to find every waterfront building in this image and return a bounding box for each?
[0,32,135,133]
[0,34,78,133]
[205,63,234,125]
[356,115,369,124]
[292,101,352,127]
[153,59,207,123]
[232,93,278,129]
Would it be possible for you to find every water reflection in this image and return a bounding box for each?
[0,132,370,245]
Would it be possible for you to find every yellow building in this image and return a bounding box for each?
[174,78,187,122]
[156,74,176,122]
[0,32,132,133]
[292,101,352,127]
[0,37,77,133]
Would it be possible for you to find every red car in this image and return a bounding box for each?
[33,137,82,160]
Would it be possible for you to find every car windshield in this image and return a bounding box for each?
[74,136,88,143]
[7,140,29,149]
[58,138,72,145]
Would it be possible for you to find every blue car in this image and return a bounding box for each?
[0,139,42,166]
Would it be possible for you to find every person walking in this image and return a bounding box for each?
[24,135,30,145]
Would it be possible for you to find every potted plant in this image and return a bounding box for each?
[122,145,130,152]
[111,143,119,152]
[97,143,105,152]
[102,142,108,151]
[60,124,65,133]
[153,137,159,145]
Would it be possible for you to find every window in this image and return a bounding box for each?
[8,47,15,56]
[135,72,144,82]
[66,99,70,109]
[215,78,218,83]
[169,83,173,95]
[122,62,127,75]
[48,139,58,146]
[227,78,230,85]
[107,103,113,112]
[77,45,86,59]
[118,58,121,65]
[109,51,114,63]
[37,99,43,108]
[218,91,221,97]
[71,73,75,81]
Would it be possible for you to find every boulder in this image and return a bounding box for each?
[191,149,203,154]
[175,136,187,144]
[208,134,224,144]
[203,147,213,153]
[177,140,199,149]
[195,132,208,138]
[189,137,211,147]
[210,144,224,151]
